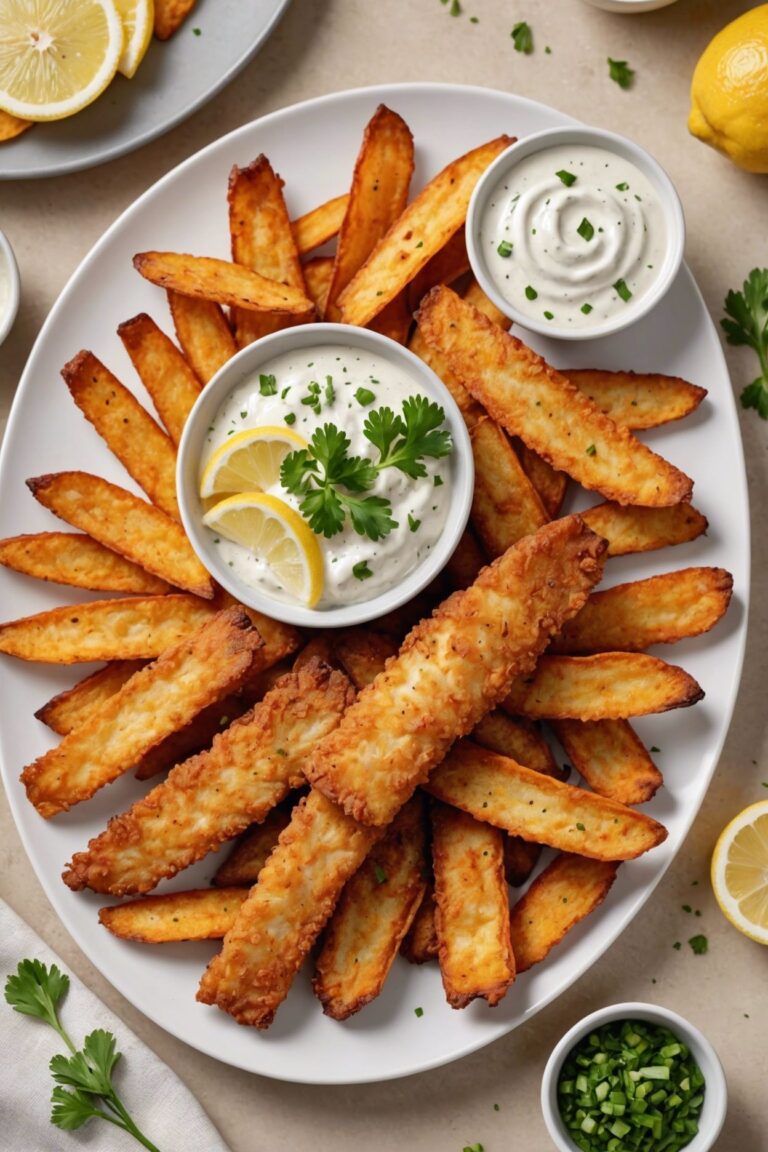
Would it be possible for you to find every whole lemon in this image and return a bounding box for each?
[689,4,768,173]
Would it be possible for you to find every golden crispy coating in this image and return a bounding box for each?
[416,287,693,508]
[132,695,246,781]
[401,882,439,964]
[212,800,298,887]
[502,653,704,721]
[472,711,560,779]
[134,252,314,316]
[61,350,179,520]
[166,291,237,384]
[26,472,213,598]
[469,417,549,558]
[153,0,196,39]
[509,854,620,972]
[515,441,569,519]
[462,277,512,328]
[334,629,397,689]
[425,742,667,861]
[292,194,349,256]
[22,608,262,818]
[407,226,469,312]
[302,257,334,318]
[0,533,169,595]
[431,803,515,1008]
[314,795,427,1019]
[36,661,148,735]
[552,568,733,653]
[307,516,607,827]
[62,662,354,893]
[99,889,247,943]
[552,719,663,805]
[197,790,379,1028]
[117,313,201,446]
[580,501,708,557]
[564,369,706,430]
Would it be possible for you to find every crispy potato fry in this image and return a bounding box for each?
[27,472,214,598]
[426,742,667,860]
[462,277,510,329]
[0,532,169,595]
[153,0,196,39]
[470,417,549,557]
[580,502,709,557]
[510,854,619,972]
[416,287,693,508]
[22,607,263,818]
[431,802,515,1008]
[502,653,704,720]
[117,313,201,446]
[166,290,237,385]
[442,528,486,591]
[63,662,354,893]
[515,441,569,519]
[36,661,148,735]
[566,370,707,430]
[401,882,438,964]
[0,109,33,141]
[325,105,414,322]
[472,711,561,779]
[292,634,338,671]
[133,695,246,781]
[134,252,313,316]
[302,256,334,317]
[228,155,309,347]
[504,837,542,887]
[197,789,379,1028]
[61,350,179,520]
[292,194,349,256]
[334,629,397,690]
[367,291,412,345]
[338,135,513,327]
[409,323,483,428]
[100,889,247,943]
[314,796,427,1019]
[307,517,606,827]
[0,594,215,664]
[552,719,663,805]
[212,801,296,887]
[553,568,733,654]
[406,226,469,312]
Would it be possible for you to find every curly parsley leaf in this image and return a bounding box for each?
[366,396,453,479]
[722,268,768,419]
[298,484,345,538]
[343,493,397,541]
[363,406,406,460]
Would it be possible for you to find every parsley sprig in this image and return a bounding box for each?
[721,268,768,418]
[280,396,452,540]
[5,959,161,1151]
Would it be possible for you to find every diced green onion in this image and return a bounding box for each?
[497,240,513,257]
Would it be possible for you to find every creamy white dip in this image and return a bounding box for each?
[480,144,667,328]
[202,344,452,608]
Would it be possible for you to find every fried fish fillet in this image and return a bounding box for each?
[307,516,607,827]
[63,661,354,894]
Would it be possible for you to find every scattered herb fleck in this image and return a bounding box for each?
[511,21,533,54]
[353,560,374,581]
[608,57,635,89]
[688,934,708,955]
[556,169,577,187]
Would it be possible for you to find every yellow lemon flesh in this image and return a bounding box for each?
[689,4,768,173]
[711,799,768,945]
[114,0,154,79]
[0,0,124,122]
[200,427,308,500]
[203,493,324,608]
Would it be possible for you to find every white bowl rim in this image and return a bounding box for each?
[176,321,474,629]
[0,230,20,348]
[541,1000,728,1152]
[466,125,686,342]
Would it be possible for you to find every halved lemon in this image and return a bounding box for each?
[200,426,308,500]
[711,799,768,945]
[115,0,153,79]
[203,493,323,607]
[0,0,124,122]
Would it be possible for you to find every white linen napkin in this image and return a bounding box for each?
[0,898,231,1152]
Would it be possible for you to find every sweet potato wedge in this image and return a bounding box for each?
[0,532,169,595]
[580,502,709,557]
[134,252,313,315]
[153,0,196,39]
[565,370,707,430]
[36,661,148,735]
[117,313,201,446]
[26,472,213,598]
[292,194,349,256]
[552,719,663,805]
[212,801,296,887]
[100,889,247,943]
[470,416,549,557]
[166,290,237,384]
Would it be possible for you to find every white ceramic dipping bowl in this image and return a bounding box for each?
[177,322,474,629]
[581,0,679,13]
[466,125,685,342]
[541,1002,728,1152]
[0,230,20,348]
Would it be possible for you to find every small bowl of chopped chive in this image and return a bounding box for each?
[541,1004,727,1152]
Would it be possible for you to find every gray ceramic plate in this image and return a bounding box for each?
[0,0,290,181]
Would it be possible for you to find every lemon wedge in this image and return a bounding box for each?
[200,426,308,500]
[203,493,323,607]
[115,0,154,79]
[0,0,124,122]
[711,799,768,945]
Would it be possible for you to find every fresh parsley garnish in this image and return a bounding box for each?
[353,560,374,580]
[259,373,278,396]
[581,303,593,315]
[408,514,421,533]
[688,934,708,955]
[511,21,533,53]
[615,181,630,191]
[577,217,595,242]
[374,863,387,884]
[525,285,538,301]
[585,443,597,456]
[5,960,161,1150]
[721,268,768,418]
[608,57,634,89]
[414,1006,424,1017]
[284,412,296,425]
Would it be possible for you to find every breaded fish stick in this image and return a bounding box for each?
[307,516,607,827]
[63,662,354,894]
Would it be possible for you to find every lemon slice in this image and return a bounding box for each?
[711,799,768,945]
[115,0,153,79]
[0,0,124,122]
[204,493,323,607]
[200,426,308,500]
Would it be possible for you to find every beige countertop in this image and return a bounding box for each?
[1,1,767,1148]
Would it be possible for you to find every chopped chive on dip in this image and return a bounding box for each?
[557,169,577,187]
[614,279,633,303]
[497,239,513,258]
[557,1019,705,1152]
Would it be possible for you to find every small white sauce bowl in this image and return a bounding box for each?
[466,126,685,342]
[541,1002,728,1152]
[177,322,474,629]
[0,230,21,348]
[581,0,679,12]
